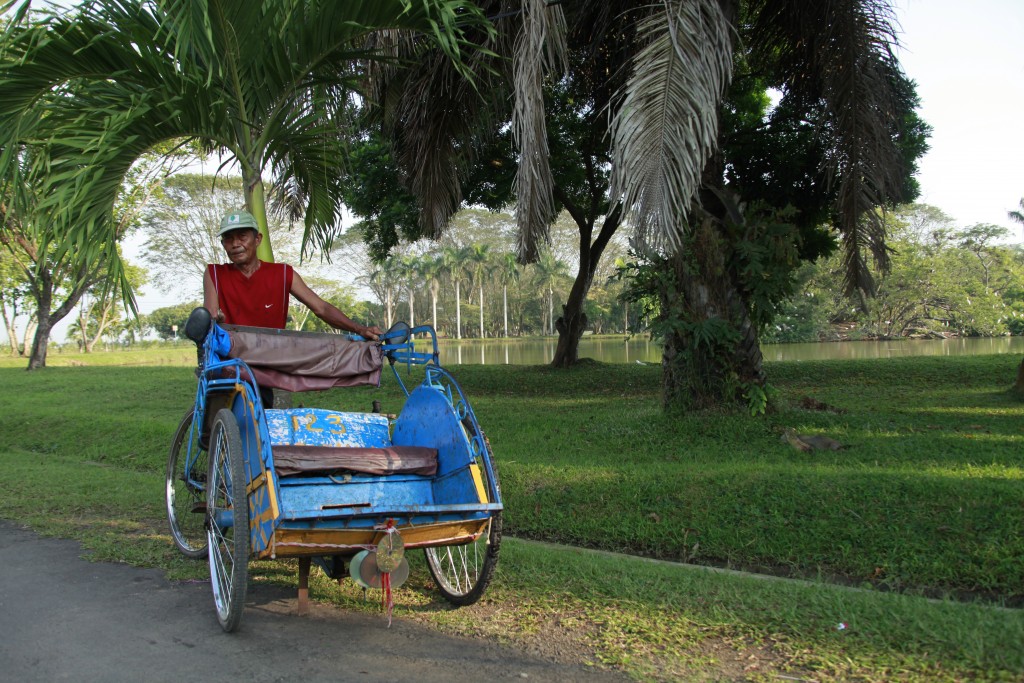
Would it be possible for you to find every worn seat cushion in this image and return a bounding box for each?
[273,445,438,477]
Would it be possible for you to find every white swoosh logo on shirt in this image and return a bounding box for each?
[264,304,273,308]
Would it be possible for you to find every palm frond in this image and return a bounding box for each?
[363,5,508,243]
[512,0,567,262]
[747,0,906,296]
[0,0,496,286]
[1008,198,1024,230]
[608,0,733,253]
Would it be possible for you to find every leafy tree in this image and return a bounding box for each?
[760,205,1024,345]
[70,259,148,353]
[348,29,627,363]
[0,0,493,317]
[352,0,927,409]
[0,145,182,367]
[360,255,403,330]
[139,174,246,293]
[145,302,201,341]
[0,248,33,355]
[289,278,364,333]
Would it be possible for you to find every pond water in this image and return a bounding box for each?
[434,335,1024,366]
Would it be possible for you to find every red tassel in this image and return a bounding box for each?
[382,571,393,627]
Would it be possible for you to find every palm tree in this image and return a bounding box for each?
[531,250,569,335]
[1009,199,1024,233]
[421,254,446,332]
[362,256,403,329]
[400,254,425,328]
[0,0,490,288]
[497,252,520,337]
[466,243,491,338]
[441,245,472,339]
[372,0,918,407]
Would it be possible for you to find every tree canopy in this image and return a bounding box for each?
[0,0,494,305]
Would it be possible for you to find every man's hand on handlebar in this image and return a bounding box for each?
[360,325,383,341]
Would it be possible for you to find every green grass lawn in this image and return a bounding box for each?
[1,351,1022,681]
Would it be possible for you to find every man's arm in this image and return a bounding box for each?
[202,268,224,322]
[290,271,382,340]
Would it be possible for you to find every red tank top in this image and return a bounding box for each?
[208,261,294,329]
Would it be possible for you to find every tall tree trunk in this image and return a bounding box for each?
[547,287,553,335]
[408,285,415,327]
[551,204,621,368]
[27,313,53,369]
[431,283,439,331]
[1,298,19,355]
[660,218,764,411]
[21,316,36,356]
[455,280,462,339]
[478,284,484,338]
[553,276,589,366]
[503,286,508,338]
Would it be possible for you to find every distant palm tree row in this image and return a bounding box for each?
[357,244,626,339]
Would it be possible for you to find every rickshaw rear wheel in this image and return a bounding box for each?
[166,408,208,559]
[426,446,502,606]
[425,512,502,606]
[207,408,249,632]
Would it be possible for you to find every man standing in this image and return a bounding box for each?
[203,210,381,340]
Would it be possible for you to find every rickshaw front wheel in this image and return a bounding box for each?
[166,408,208,559]
[207,408,250,632]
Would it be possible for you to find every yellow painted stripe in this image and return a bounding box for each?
[469,463,488,503]
[246,472,267,496]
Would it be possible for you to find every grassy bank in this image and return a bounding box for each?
[1,353,1022,680]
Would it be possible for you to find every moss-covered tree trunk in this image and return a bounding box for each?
[660,218,765,411]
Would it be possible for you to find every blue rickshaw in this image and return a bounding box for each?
[165,309,502,632]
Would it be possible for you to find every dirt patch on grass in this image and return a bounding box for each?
[403,595,824,682]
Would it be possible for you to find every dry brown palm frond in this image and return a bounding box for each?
[512,0,568,262]
[608,0,734,254]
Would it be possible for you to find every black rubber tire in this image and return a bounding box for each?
[165,408,208,559]
[206,408,249,632]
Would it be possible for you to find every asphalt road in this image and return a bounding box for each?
[0,520,626,683]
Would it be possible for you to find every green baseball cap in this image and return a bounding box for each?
[218,210,259,238]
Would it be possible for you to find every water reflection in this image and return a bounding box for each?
[433,336,1024,366]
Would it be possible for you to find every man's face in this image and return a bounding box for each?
[220,228,261,265]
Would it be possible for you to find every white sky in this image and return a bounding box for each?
[892,0,1024,232]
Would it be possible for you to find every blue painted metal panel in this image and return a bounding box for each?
[266,409,390,447]
[391,384,481,509]
[277,476,435,520]
[230,385,277,554]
